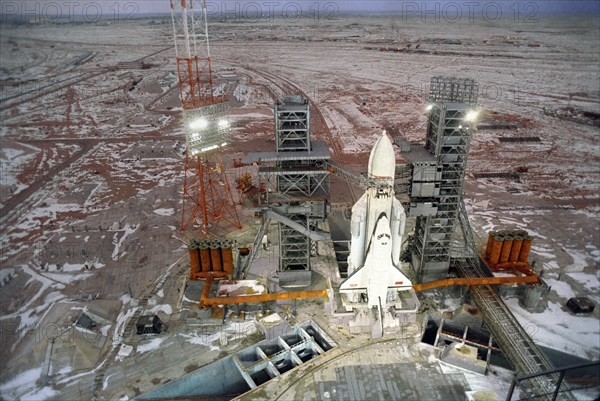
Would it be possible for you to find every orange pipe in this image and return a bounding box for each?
[201,275,214,303]
[499,236,513,264]
[509,236,523,262]
[489,235,504,266]
[518,236,533,263]
[413,274,540,292]
[188,242,201,279]
[210,241,222,271]
[485,232,496,260]
[199,241,211,273]
[200,289,328,307]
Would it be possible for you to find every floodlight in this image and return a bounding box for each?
[189,118,208,130]
[465,110,479,122]
[426,104,433,111]
[184,101,230,155]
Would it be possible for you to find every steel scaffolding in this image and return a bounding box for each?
[255,96,330,286]
[429,76,479,107]
[412,102,474,282]
[274,95,310,152]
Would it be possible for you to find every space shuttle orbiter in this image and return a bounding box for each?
[339,132,413,309]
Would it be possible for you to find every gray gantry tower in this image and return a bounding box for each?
[408,76,479,282]
[252,96,331,287]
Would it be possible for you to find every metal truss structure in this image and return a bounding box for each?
[170,0,240,234]
[429,76,479,107]
[410,77,479,282]
[181,152,241,234]
[253,96,330,286]
[407,78,572,398]
[275,96,310,151]
[169,0,218,109]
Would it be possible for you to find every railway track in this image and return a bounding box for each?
[0,46,172,112]
[454,258,575,400]
[0,135,183,226]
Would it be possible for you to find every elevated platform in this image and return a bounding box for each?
[245,140,330,163]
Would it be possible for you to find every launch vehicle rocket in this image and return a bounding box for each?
[339,132,413,309]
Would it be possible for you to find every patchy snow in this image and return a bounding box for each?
[567,272,600,300]
[55,365,73,376]
[0,367,43,398]
[43,271,94,284]
[0,143,39,188]
[505,298,599,360]
[153,208,174,216]
[260,313,283,323]
[0,268,71,348]
[216,280,266,297]
[563,247,593,272]
[120,294,132,305]
[233,83,251,103]
[103,372,117,391]
[137,337,165,354]
[544,277,577,300]
[148,304,173,316]
[113,307,138,342]
[115,344,133,361]
[100,324,111,337]
[0,367,58,401]
[182,294,197,304]
[178,321,257,351]
[447,362,517,401]
[230,112,272,121]
[112,224,138,261]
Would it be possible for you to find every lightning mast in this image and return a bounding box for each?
[169,0,241,234]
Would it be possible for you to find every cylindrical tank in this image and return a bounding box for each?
[188,241,201,277]
[210,240,223,271]
[220,239,234,276]
[499,235,514,264]
[509,235,523,262]
[522,284,544,310]
[199,240,211,273]
[519,236,533,263]
[489,234,504,266]
[485,231,496,260]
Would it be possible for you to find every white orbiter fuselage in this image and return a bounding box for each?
[339,132,412,309]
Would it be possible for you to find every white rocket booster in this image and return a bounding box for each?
[339,132,412,309]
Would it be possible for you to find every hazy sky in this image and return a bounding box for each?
[1,0,599,19]
[130,1,599,15]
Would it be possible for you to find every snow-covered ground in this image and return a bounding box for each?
[0,12,598,401]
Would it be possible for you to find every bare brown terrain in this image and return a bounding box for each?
[0,11,598,401]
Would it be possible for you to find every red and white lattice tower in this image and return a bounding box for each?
[169,0,241,234]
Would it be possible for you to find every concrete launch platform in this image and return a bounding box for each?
[235,338,473,401]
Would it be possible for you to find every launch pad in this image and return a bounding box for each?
[1,10,598,401]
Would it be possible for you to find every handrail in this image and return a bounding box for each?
[506,361,599,401]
